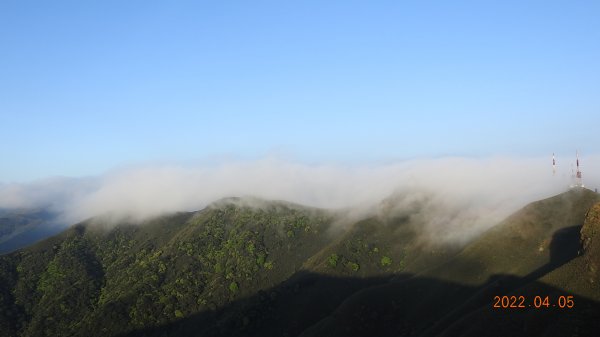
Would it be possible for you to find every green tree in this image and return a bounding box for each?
[327,254,339,267]
[263,261,273,270]
[229,281,239,293]
[380,256,392,267]
[346,261,360,272]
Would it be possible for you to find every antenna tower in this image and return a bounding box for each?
[575,150,583,187]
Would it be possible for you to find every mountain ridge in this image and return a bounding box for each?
[0,189,599,336]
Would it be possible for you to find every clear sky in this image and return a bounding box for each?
[1,1,599,182]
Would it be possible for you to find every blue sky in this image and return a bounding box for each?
[1,1,599,182]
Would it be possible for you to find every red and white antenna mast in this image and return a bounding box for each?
[576,150,583,187]
[552,153,556,176]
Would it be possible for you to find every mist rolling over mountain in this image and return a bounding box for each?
[3,158,599,336]
[3,156,598,232]
[1,188,599,337]
[2,0,600,336]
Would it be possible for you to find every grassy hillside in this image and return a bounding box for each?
[299,189,600,337]
[425,188,600,284]
[426,194,600,337]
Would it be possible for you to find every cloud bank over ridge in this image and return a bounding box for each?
[1,156,598,242]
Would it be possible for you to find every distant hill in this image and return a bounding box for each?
[0,190,599,336]
[0,208,62,254]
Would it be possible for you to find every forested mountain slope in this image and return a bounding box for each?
[1,190,599,337]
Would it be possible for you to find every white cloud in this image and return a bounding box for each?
[1,155,598,243]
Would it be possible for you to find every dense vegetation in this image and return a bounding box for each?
[0,190,599,337]
[0,199,341,336]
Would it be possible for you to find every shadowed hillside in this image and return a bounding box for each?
[0,190,599,336]
[422,188,600,284]
[301,188,600,337]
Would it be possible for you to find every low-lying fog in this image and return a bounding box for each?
[1,156,598,244]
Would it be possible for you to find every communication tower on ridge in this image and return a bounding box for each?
[565,150,584,188]
[557,151,585,189]
[575,150,583,188]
